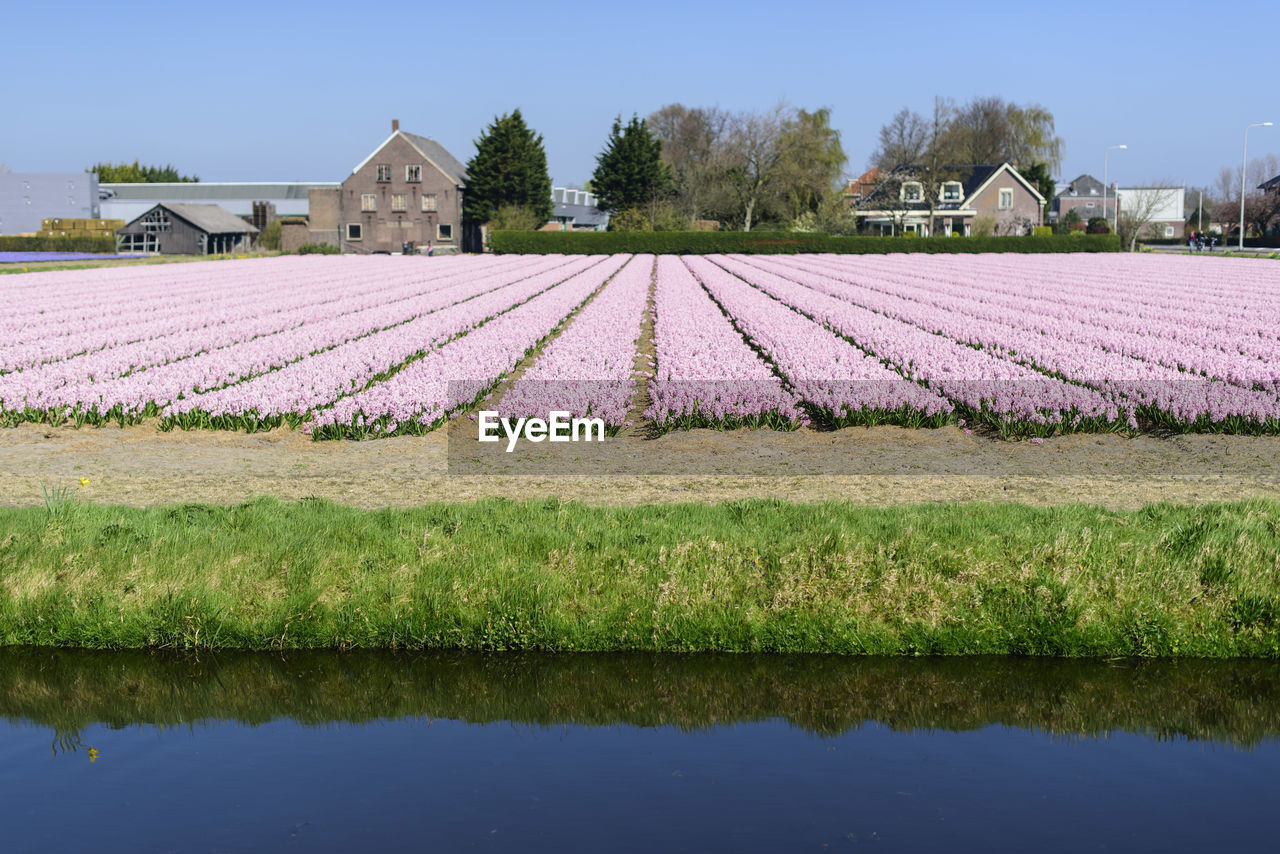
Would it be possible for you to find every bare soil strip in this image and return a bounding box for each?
[4,421,1279,510]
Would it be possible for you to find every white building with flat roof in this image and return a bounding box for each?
[0,173,100,234]
[99,181,339,222]
[1117,186,1186,238]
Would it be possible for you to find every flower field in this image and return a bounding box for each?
[2,252,1279,439]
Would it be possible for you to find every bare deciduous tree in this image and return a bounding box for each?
[648,103,731,223]
[721,102,793,232]
[1117,181,1181,251]
[868,108,928,172]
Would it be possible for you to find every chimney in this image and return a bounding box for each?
[392,119,400,132]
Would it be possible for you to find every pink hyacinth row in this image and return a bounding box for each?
[743,254,1280,430]
[708,254,1121,431]
[3,251,1280,438]
[683,256,952,425]
[645,256,806,429]
[1,255,588,422]
[1,254,501,368]
[169,255,608,427]
[781,254,1280,390]
[495,255,654,427]
[0,253,540,391]
[311,255,631,435]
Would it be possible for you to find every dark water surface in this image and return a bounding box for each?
[2,651,1277,853]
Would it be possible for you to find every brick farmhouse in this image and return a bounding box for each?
[299,120,467,254]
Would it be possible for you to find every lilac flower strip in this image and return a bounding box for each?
[708,254,1119,428]
[496,255,653,426]
[682,256,951,420]
[166,256,608,423]
[313,255,632,433]
[645,256,804,427]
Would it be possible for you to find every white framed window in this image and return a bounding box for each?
[1085,201,1095,209]
[361,194,377,212]
[391,194,407,212]
[941,181,963,201]
[437,223,453,241]
[1164,225,1175,237]
[998,188,1014,210]
[406,164,422,182]
[421,194,437,212]
[901,181,923,202]
[376,164,392,182]
[346,223,362,240]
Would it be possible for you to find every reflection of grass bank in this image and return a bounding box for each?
[4,650,1279,746]
[1,497,1278,656]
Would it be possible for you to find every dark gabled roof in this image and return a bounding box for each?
[553,202,609,227]
[401,132,468,187]
[129,203,258,234]
[1058,174,1106,198]
[857,164,1001,211]
[1260,173,1280,191]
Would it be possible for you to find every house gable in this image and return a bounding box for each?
[351,130,466,188]
[962,163,1046,207]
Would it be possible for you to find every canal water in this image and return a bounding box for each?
[1,651,1277,852]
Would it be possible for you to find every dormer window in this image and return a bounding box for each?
[901,181,923,202]
[941,181,963,201]
[1089,187,1098,195]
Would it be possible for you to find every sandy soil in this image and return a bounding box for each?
[3,422,1279,510]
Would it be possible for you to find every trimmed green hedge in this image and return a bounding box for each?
[489,230,1122,255]
[0,235,116,253]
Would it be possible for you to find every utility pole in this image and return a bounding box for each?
[1241,123,1274,250]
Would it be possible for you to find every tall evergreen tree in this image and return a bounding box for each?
[590,115,671,214]
[462,109,553,226]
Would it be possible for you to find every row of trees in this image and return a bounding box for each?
[457,106,1278,244]
[460,103,849,233]
[86,161,199,182]
[865,96,1063,237]
[1190,153,1280,239]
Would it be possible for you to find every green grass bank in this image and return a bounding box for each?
[2,497,1278,656]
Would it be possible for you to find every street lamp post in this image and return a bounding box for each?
[1240,122,1273,250]
[1103,144,1127,234]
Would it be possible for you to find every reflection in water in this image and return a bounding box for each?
[2,649,1278,747]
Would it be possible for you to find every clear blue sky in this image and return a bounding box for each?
[4,0,1276,189]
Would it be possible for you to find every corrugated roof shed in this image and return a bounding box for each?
[163,203,259,234]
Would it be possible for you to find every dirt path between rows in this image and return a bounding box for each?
[4,421,1279,510]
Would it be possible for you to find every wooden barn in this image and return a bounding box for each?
[115,203,258,254]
